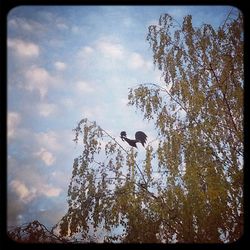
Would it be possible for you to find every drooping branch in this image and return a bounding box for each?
[208,63,239,136]
[75,118,148,185]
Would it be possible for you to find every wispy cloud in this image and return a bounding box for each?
[38,102,58,117]
[56,22,68,30]
[10,180,37,203]
[8,38,40,58]
[41,185,62,197]
[34,147,56,166]
[96,39,124,60]
[37,10,69,31]
[8,112,21,138]
[54,61,67,71]
[128,52,152,70]
[23,66,50,98]
[23,65,62,99]
[10,178,62,204]
[8,17,46,34]
[35,131,63,152]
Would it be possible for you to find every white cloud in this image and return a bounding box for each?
[96,40,124,60]
[41,185,61,197]
[34,147,56,166]
[76,80,95,93]
[10,179,61,203]
[35,131,63,152]
[8,17,32,31]
[24,65,57,99]
[38,102,57,117]
[8,38,40,58]
[10,180,37,203]
[8,112,21,138]
[56,22,68,30]
[54,61,67,71]
[129,52,152,70]
[8,17,45,33]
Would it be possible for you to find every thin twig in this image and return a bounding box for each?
[220,7,234,31]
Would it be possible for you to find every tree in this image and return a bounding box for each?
[10,10,242,243]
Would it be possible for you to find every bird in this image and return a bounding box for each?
[120,131,147,148]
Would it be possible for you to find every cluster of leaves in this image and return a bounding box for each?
[128,11,243,242]
[53,118,164,242]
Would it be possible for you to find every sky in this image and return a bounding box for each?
[7,5,236,230]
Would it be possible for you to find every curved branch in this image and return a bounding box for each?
[81,119,148,185]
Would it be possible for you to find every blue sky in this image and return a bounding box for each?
[7,5,236,230]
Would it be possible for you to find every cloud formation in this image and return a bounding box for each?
[24,66,51,98]
[8,38,40,58]
[8,112,21,138]
[34,147,56,166]
[35,131,64,152]
[8,17,45,34]
[23,65,61,99]
[54,61,67,71]
[96,39,124,60]
[10,180,37,203]
[129,52,152,70]
[38,102,58,117]
[41,185,62,197]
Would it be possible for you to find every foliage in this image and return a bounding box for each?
[56,10,243,243]
[52,118,163,242]
[127,10,243,242]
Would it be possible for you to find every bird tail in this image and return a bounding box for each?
[135,131,147,147]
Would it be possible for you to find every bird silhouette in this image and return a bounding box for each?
[120,131,147,148]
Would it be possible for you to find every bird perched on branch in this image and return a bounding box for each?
[120,131,147,148]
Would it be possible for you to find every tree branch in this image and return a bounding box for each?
[208,63,239,135]
[80,119,148,185]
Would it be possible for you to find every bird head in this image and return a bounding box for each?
[120,131,127,141]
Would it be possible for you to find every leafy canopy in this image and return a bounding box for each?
[10,10,242,243]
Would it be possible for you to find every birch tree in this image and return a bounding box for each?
[54,10,243,243]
